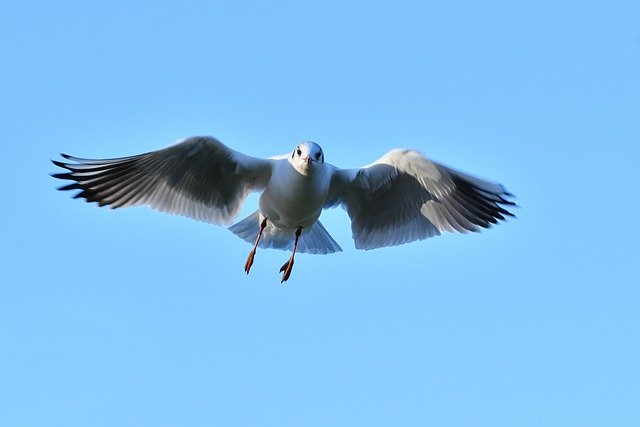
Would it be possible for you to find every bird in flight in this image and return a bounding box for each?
[52,136,515,282]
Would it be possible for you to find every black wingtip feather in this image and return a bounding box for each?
[52,172,74,180]
[57,183,81,191]
[51,159,72,170]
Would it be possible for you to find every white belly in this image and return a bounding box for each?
[259,161,330,228]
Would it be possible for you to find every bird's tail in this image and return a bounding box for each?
[228,210,342,255]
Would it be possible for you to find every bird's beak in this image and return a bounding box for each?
[303,156,314,164]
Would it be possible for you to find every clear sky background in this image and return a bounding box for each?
[2,1,639,426]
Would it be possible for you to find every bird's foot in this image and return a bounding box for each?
[244,249,256,274]
[279,259,294,283]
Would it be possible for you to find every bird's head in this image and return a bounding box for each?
[290,141,324,174]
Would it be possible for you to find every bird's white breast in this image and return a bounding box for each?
[258,159,331,228]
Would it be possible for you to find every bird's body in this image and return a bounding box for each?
[52,136,515,282]
[259,142,331,229]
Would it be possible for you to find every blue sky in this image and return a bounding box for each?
[2,0,639,425]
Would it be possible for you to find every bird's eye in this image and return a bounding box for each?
[296,148,302,156]
[315,152,321,160]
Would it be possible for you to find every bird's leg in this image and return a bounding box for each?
[244,217,268,274]
[279,226,302,283]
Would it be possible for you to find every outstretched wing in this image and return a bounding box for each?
[52,136,273,225]
[327,149,515,250]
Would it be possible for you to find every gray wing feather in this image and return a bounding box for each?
[328,149,515,250]
[52,136,272,225]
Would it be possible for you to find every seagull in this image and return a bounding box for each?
[52,136,515,282]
